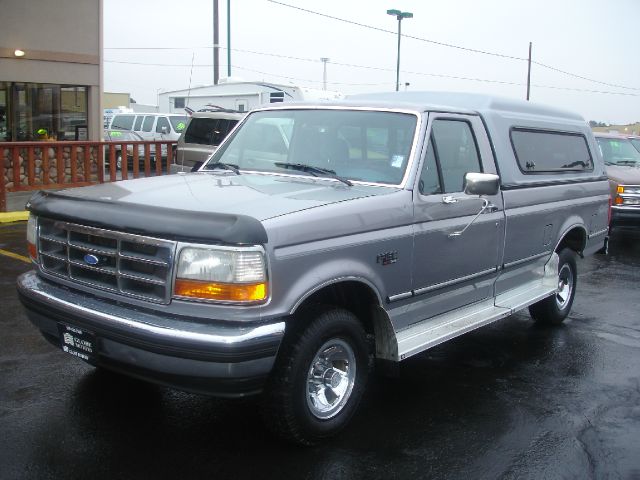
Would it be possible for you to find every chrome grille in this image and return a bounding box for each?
[37,217,176,304]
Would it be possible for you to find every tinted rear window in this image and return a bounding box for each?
[184,118,239,146]
[511,129,593,173]
[110,115,135,130]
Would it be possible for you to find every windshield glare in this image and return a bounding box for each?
[596,137,640,166]
[205,109,418,184]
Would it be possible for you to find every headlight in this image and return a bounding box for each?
[26,214,38,261]
[617,185,640,194]
[615,185,640,205]
[174,247,267,302]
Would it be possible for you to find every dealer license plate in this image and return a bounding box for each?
[58,323,97,362]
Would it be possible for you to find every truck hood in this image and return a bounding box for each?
[27,172,397,244]
[606,164,640,184]
[53,172,392,220]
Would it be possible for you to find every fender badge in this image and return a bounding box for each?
[376,251,398,266]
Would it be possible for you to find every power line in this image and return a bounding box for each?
[266,0,640,92]
[531,60,640,92]
[105,42,639,93]
[266,0,526,62]
[103,59,640,97]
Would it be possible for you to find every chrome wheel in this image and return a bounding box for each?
[306,338,356,420]
[556,263,574,310]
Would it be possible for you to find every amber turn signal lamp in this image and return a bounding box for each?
[617,186,624,194]
[27,242,37,260]
[174,279,267,302]
[614,196,624,205]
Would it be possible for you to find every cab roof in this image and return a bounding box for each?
[263,91,585,123]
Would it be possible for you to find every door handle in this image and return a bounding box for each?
[442,195,458,204]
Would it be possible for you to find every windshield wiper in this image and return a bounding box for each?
[204,162,241,174]
[274,162,352,186]
[615,160,639,166]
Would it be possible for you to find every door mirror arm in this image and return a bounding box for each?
[448,198,490,238]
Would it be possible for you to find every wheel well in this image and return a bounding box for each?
[556,226,586,256]
[294,281,381,335]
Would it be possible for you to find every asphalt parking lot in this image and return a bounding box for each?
[1,220,639,480]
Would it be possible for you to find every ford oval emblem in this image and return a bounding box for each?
[84,254,100,265]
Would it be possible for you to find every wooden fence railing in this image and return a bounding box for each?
[1,140,176,212]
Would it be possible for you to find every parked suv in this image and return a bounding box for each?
[171,109,245,173]
[110,113,187,163]
[18,92,609,445]
[594,132,640,229]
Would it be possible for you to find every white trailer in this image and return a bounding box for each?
[158,80,343,114]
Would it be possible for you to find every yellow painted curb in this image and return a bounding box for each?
[0,248,31,264]
[0,211,29,223]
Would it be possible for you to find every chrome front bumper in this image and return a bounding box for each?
[17,271,285,396]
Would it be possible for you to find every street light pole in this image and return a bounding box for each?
[387,9,413,92]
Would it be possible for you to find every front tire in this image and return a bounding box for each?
[529,248,577,325]
[261,307,371,445]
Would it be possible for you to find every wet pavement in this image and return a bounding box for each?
[1,221,640,479]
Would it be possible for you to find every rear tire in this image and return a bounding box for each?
[261,306,371,446]
[529,248,577,325]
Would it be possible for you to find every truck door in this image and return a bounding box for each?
[409,114,504,325]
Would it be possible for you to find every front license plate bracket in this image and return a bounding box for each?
[58,323,97,363]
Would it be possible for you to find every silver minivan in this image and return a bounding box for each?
[171,110,244,173]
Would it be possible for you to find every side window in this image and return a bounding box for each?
[511,129,593,172]
[156,117,170,133]
[142,116,154,132]
[418,134,442,195]
[133,116,144,131]
[110,115,135,130]
[431,119,482,193]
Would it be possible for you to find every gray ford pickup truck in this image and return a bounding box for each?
[17,92,610,445]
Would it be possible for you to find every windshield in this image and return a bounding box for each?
[169,116,188,133]
[596,137,640,166]
[205,109,418,185]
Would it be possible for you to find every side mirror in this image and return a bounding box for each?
[464,172,500,196]
[191,161,204,172]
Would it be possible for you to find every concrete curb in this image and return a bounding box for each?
[0,211,29,223]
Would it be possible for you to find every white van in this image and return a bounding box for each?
[108,113,188,163]
[109,113,188,143]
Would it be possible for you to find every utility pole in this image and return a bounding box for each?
[213,0,219,85]
[227,0,231,77]
[320,57,329,90]
[526,42,532,101]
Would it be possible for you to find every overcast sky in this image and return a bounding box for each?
[104,0,639,125]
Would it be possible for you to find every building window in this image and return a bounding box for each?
[174,97,186,109]
[269,92,285,103]
[0,82,88,141]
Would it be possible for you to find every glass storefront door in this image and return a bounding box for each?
[0,82,88,141]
